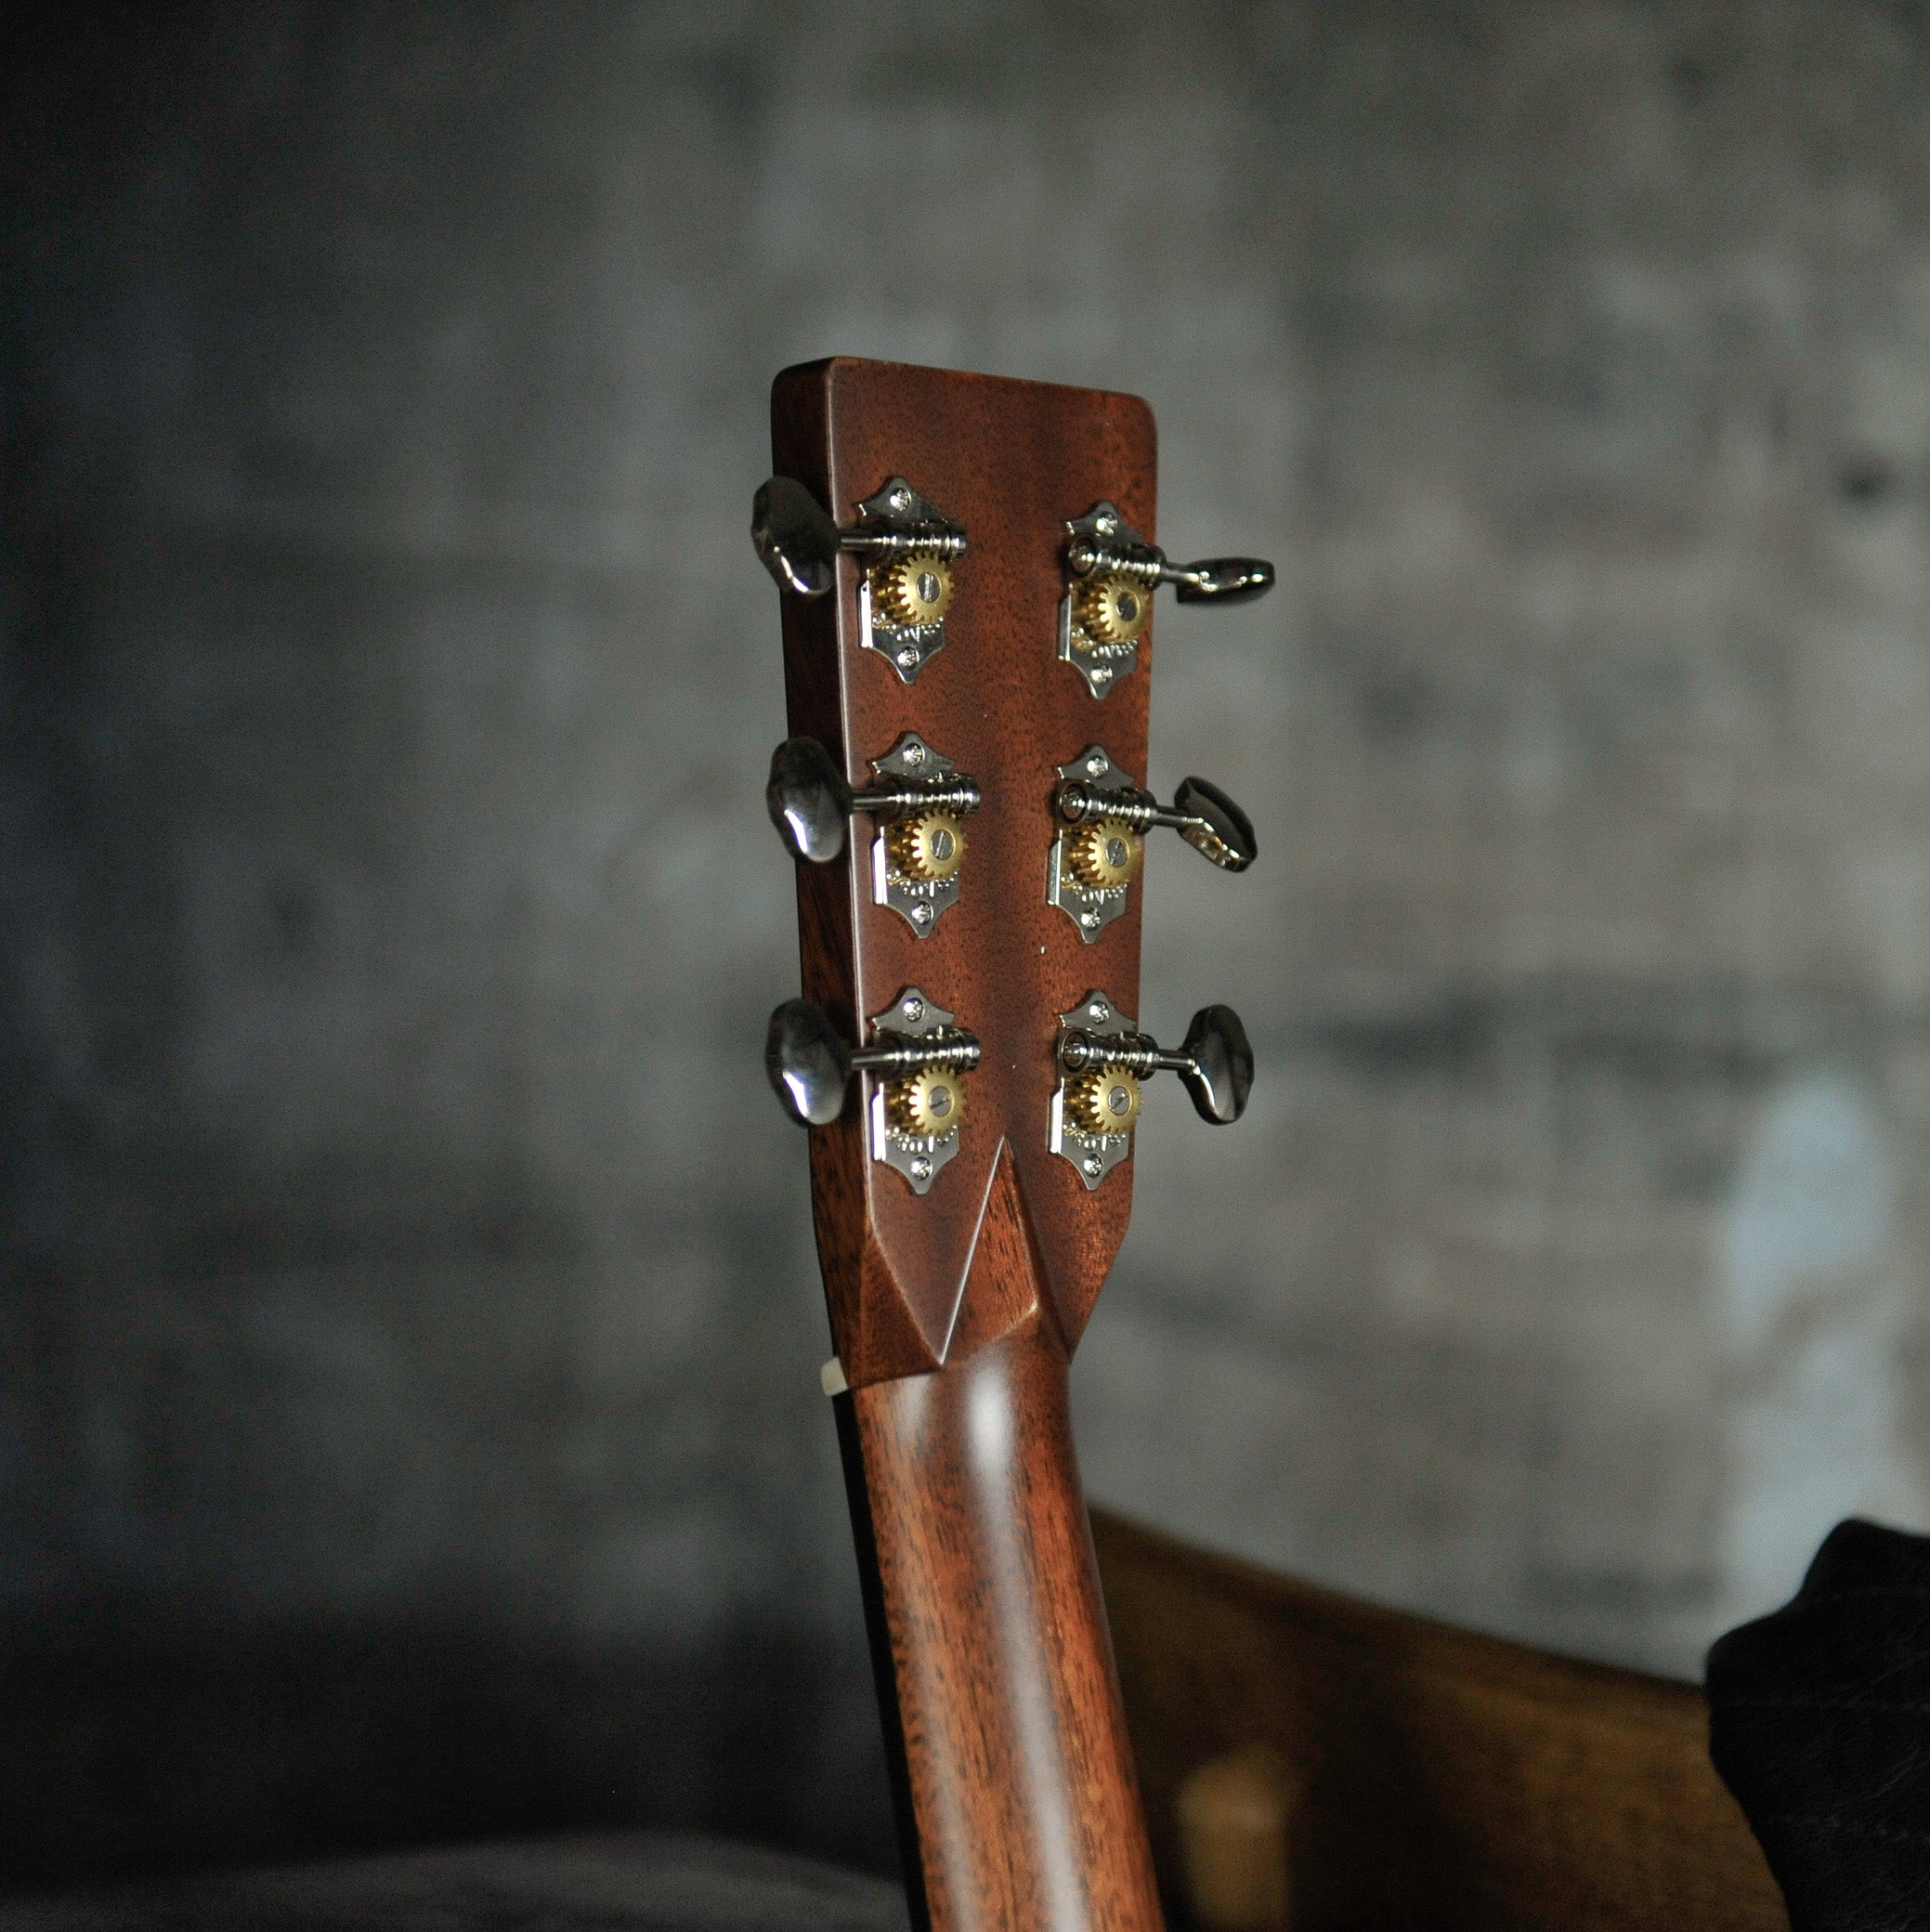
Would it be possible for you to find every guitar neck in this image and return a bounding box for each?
[756,357,1266,1932]
[836,1165,1160,1932]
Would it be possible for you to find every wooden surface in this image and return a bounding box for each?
[1091,1510,1790,1932]
[771,358,1157,1387]
[771,360,1168,1932]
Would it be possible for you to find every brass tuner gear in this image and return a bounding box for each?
[1075,572,1151,645]
[873,552,954,628]
[1064,1065,1143,1136]
[1065,817,1142,890]
[886,809,967,883]
[888,1064,967,1137]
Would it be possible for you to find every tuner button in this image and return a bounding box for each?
[1076,573,1152,645]
[1064,817,1143,891]
[1176,1004,1254,1126]
[886,809,967,884]
[1171,776,1258,872]
[873,551,954,628]
[888,1064,968,1136]
[767,738,855,864]
[751,477,841,597]
[765,999,855,1127]
[1171,556,1275,605]
[1063,1065,1143,1136]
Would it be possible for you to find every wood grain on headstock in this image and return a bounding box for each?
[773,358,1155,1389]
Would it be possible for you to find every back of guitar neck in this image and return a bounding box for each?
[839,1298,1161,1932]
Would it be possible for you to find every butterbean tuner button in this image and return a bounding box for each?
[1075,573,1152,645]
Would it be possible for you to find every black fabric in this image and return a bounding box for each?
[1707,1519,1930,1932]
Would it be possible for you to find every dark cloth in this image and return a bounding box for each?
[1707,1519,1930,1932]
[0,1833,913,1932]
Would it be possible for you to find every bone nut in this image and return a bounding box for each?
[874,552,953,627]
[889,1065,966,1137]
[1065,1065,1142,1136]
[1066,817,1141,890]
[1076,573,1150,645]
[887,810,966,883]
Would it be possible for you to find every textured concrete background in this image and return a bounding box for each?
[7,0,1930,1887]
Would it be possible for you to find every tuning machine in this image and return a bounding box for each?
[1047,744,1256,941]
[1049,990,1252,1189]
[767,732,982,937]
[1059,503,1273,698]
[751,475,966,684]
[766,986,980,1194]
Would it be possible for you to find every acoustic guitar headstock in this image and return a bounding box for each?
[755,359,1269,1389]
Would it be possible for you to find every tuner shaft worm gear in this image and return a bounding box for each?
[1065,817,1142,890]
[873,553,954,628]
[888,1065,967,1137]
[1064,1065,1143,1135]
[886,810,967,883]
[1075,573,1151,645]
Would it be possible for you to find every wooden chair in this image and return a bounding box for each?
[1092,1509,1788,1932]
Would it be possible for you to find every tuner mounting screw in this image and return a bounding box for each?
[1065,817,1142,890]
[1076,574,1151,646]
[874,551,955,628]
[886,809,967,884]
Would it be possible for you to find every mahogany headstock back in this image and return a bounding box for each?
[758,359,1265,1390]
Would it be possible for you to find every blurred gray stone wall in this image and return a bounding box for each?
[7,0,1930,1886]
